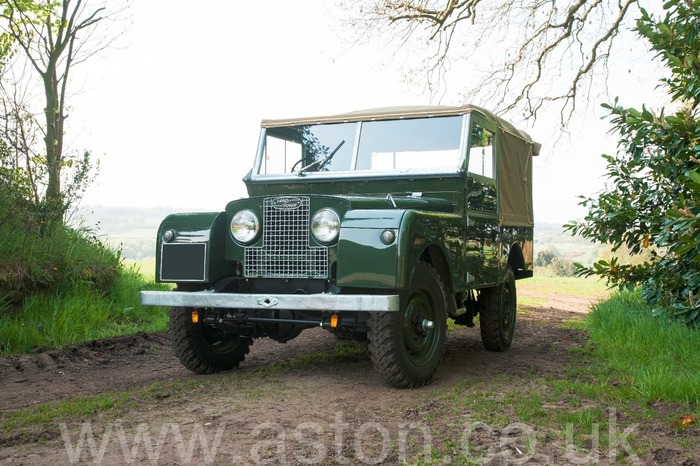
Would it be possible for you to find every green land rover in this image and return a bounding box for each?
[141,105,539,388]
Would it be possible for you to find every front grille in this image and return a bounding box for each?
[244,197,328,278]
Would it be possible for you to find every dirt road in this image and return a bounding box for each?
[1,287,697,465]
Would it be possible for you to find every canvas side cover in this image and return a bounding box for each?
[497,129,536,227]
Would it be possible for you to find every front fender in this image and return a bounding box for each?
[156,211,232,283]
[336,210,405,288]
[336,209,463,291]
[398,211,464,290]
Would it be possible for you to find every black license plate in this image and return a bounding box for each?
[160,243,207,281]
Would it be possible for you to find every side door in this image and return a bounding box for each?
[463,114,500,287]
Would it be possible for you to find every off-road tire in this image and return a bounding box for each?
[479,267,516,351]
[168,307,252,374]
[367,261,447,388]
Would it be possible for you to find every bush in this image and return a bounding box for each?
[566,3,700,326]
[549,257,576,277]
[535,248,576,277]
[535,249,556,267]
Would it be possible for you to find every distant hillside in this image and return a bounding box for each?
[535,222,600,266]
[74,206,208,260]
[73,205,600,264]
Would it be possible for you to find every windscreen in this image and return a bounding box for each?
[258,115,464,176]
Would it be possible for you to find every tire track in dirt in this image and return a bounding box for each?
[2,288,697,465]
[0,288,597,412]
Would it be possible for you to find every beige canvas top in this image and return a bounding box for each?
[261,105,539,227]
[261,105,538,149]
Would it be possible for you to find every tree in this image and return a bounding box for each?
[341,0,638,123]
[0,0,120,223]
[565,1,700,326]
[0,78,43,229]
[535,249,556,267]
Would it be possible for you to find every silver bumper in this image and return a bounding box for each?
[140,291,400,312]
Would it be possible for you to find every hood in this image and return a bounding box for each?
[342,195,453,213]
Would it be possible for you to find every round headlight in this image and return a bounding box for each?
[311,209,340,244]
[230,210,259,244]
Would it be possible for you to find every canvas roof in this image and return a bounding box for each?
[261,105,539,227]
[261,104,538,149]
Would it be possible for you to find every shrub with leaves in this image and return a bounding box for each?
[565,1,700,326]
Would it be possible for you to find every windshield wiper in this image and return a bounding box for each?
[298,140,346,176]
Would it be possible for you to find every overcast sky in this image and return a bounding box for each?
[70,0,666,224]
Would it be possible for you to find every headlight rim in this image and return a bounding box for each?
[230,209,260,245]
[311,208,341,244]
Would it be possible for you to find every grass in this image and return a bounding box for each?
[0,268,169,355]
[1,264,698,461]
[520,274,609,298]
[0,214,170,354]
[0,222,121,303]
[0,376,217,435]
[123,257,157,280]
[411,283,700,463]
[585,291,700,404]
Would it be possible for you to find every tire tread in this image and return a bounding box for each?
[168,307,251,374]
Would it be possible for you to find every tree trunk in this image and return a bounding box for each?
[42,61,64,223]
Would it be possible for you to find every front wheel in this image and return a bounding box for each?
[479,267,517,351]
[168,307,252,374]
[367,262,447,388]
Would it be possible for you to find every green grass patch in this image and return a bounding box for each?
[412,289,700,463]
[0,268,169,355]
[584,291,700,404]
[0,376,218,435]
[518,295,548,307]
[0,223,121,303]
[520,275,608,298]
[0,392,131,434]
[123,257,157,280]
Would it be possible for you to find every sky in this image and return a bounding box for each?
[69,0,667,224]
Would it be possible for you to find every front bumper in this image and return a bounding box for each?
[140,291,400,312]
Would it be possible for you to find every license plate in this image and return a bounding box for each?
[160,243,207,281]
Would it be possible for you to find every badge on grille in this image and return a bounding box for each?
[271,196,302,210]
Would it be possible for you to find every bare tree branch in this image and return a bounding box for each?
[341,0,640,124]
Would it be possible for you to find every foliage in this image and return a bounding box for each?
[565,1,700,326]
[535,248,576,277]
[0,0,116,224]
[535,249,556,267]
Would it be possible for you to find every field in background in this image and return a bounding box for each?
[521,274,608,298]
[123,258,157,280]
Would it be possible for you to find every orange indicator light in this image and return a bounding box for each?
[330,314,340,328]
[191,310,200,324]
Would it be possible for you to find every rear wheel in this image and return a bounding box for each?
[368,262,447,388]
[479,267,516,351]
[168,307,252,374]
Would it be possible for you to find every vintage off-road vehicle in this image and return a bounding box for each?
[141,105,539,388]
